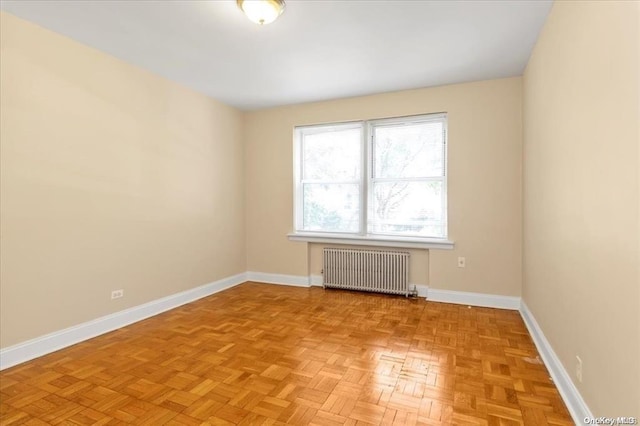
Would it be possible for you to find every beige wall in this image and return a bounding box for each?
[0,12,246,348]
[523,1,639,416]
[245,78,523,295]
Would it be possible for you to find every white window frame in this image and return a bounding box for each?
[293,121,364,235]
[290,113,453,250]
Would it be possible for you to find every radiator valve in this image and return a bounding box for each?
[409,285,419,298]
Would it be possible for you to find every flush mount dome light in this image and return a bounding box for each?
[237,0,285,25]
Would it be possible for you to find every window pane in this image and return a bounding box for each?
[303,183,360,232]
[370,181,444,237]
[303,128,361,180]
[373,121,444,178]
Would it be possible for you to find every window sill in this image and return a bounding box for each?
[287,233,454,250]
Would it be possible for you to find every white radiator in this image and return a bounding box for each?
[322,248,410,296]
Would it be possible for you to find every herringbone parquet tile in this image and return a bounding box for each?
[0,282,573,425]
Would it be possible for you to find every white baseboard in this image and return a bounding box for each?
[310,274,323,287]
[247,274,515,310]
[246,271,311,287]
[427,288,520,310]
[520,301,592,425]
[0,273,247,371]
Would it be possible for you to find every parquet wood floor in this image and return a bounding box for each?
[0,282,573,425]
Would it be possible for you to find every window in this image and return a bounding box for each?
[293,113,449,247]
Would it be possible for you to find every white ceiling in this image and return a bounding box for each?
[1,0,552,110]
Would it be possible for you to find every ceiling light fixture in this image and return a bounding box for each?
[237,0,285,25]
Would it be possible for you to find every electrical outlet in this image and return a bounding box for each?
[111,289,124,300]
[457,257,466,268]
[575,356,583,383]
